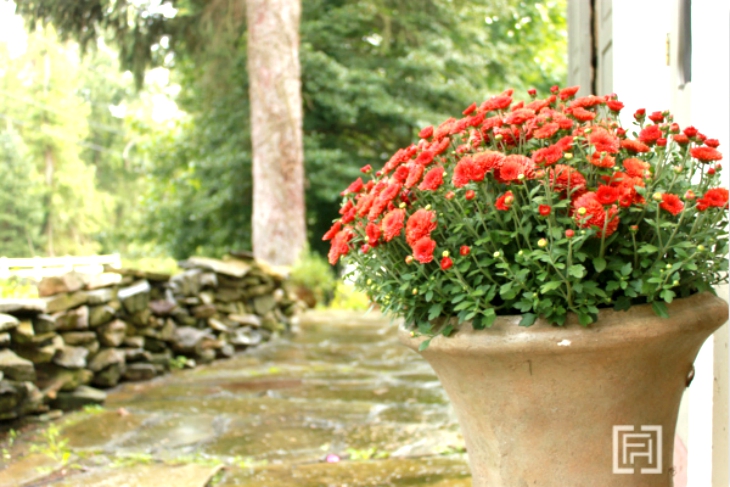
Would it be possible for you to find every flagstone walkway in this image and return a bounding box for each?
[0,310,470,486]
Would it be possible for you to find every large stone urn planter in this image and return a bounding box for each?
[398,292,728,487]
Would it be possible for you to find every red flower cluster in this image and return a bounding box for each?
[324,85,727,273]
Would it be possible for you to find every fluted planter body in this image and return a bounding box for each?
[398,292,728,487]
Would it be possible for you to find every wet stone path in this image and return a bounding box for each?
[0,310,470,486]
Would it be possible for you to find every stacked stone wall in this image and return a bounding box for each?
[0,255,300,421]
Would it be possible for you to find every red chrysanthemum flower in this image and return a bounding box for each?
[480,94,513,112]
[405,163,425,188]
[462,102,477,115]
[341,177,364,196]
[596,185,619,205]
[556,135,574,151]
[559,85,580,101]
[465,190,476,200]
[571,107,596,122]
[322,221,342,241]
[381,209,406,241]
[705,139,720,148]
[418,126,434,139]
[459,245,471,256]
[360,164,372,174]
[538,205,551,216]
[569,95,604,108]
[434,118,456,140]
[606,100,624,112]
[412,237,436,264]
[406,209,437,246]
[623,158,650,178]
[418,166,445,191]
[453,156,479,188]
[497,156,523,181]
[648,111,664,123]
[549,165,587,195]
[673,134,690,145]
[572,192,619,237]
[392,165,410,183]
[472,151,504,174]
[702,188,729,207]
[505,108,536,125]
[368,182,401,221]
[532,145,563,166]
[588,128,620,153]
[440,256,454,270]
[683,126,698,137]
[533,122,560,139]
[638,124,662,145]
[328,227,354,265]
[590,152,615,168]
[660,194,684,216]
[495,191,514,211]
[690,147,723,162]
[621,139,651,153]
[415,149,436,166]
[366,222,381,246]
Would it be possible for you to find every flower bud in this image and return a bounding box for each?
[410,331,415,337]
[652,192,663,201]
[630,225,639,232]
[673,280,680,286]
[442,250,450,258]
[504,195,514,205]
[657,138,667,147]
[412,288,418,295]
[715,163,723,171]
[424,204,432,210]
[565,229,575,238]
[564,152,573,160]
[495,134,504,141]
[517,250,524,256]
[442,171,448,177]
[465,190,476,200]
[493,251,501,258]
[684,190,696,200]
[360,164,372,174]
[585,128,593,135]
[537,238,548,248]
[697,245,705,252]
[517,174,525,180]
[708,168,716,175]
[405,255,414,264]
[673,165,683,173]
[445,191,455,200]
[460,245,470,256]
[399,202,406,208]
[577,207,587,215]
[366,279,372,285]
[665,263,672,269]
[528,88,537,97]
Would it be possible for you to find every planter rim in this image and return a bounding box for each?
[399,291,728,356]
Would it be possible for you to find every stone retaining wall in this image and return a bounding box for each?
[0,255,300,421]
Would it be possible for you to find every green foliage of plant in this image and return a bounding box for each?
[328,282,371,311]
[169,355,189,370]
[328,90,729,344]
[121,255,179,275]
[290,249,337,305]
[29,424,72,464]
[345,447,389,461]
[0,277,38,298]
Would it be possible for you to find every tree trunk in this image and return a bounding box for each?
[246,0,306,266]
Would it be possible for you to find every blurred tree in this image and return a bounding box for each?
[13,0,567,261]
[0,26,110,256]
[0,126,46,257]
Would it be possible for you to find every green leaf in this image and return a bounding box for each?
[568,264,586,279]
[620,263,633,276]
[418,338,432,352]
[660,289,676,303]
[578,313,593,326]
[639,244,659,254]
[425,290,434,302]
[519,313,538,327]
[441,324,454,337]
[427,303,443,321]
[593,257,606,272]
[651,301,670,318]
[482,308,497,328]
[540,280,563,293]
[613,296,632,311]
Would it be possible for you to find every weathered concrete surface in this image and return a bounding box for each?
[0,310,469,486]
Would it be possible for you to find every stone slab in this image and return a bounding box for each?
[0,453,62,487]
[52,463,222,487]
[180,256,251,278]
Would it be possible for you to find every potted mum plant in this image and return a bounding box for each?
[324,86,728,486]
